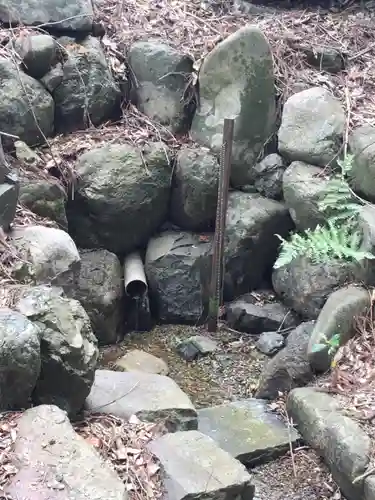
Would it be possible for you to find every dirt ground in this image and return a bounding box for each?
[100,324,343,500]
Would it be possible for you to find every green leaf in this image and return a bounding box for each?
[311,343,327,353]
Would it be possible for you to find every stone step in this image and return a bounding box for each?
[287,387,372,500]
[5,404,127,500]
[85,369,197,432]
[148,430,255,500]
[198,399,299,466]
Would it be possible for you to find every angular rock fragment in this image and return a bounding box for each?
[114,349,169,375]
[148,430,255,499]
[86,369,197,432]
[198,399,299,465]
[5,405,127,500]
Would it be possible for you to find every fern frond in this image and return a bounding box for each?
[274,221,374,269]
[274,153,375,269]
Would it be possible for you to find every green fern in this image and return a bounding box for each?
[274,154,375,269]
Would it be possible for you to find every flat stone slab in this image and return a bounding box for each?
[5,405,127,500]
[148,430,254,500]
[198,399,299,466]
[114,349,169,375]
[86,369,197,431]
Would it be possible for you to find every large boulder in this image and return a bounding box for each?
[73,249,124,344]
[348,125,375,202]
[12,285,99,416]
[278,87,345,167]
[67,142,171,254]
[0,308,41,410]
[282,161,329,230]
[170,145,219,230]
[0,58,54,146]
[272,257,366,319]
[18,177,68,229]
[53,36,121,132]
[0,0,93,31]
[307,285,371,372]
[224,192,294,298]
[5,405,127,500]
[9,225,80,295]
[191,26,276,188]
[10,34,58,79]
[145,231,212,323]
[128,40,195,133]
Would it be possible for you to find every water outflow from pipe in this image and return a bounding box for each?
[123,252,148,299]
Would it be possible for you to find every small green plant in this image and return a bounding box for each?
[274,154,375,269]
[311,333,341,368]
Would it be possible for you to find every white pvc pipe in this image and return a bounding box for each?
[123,252,148,299]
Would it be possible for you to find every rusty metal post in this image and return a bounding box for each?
[207,118,234,332]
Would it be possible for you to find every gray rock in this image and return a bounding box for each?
[40,62,64,92]
[0,58,54,145]
[176,335,218,361]
[282,161,329,230]
[256,331,285,355]
[278,87,345,167]
[255,321,315,400]
[14,139,43,167]
[226,293,298,334]
[5,405,127,500]
[272,256,365,319]
[114,349,169,375]
[10,225,80,295]
[68,142,171,254]
[0,182,19,230]
[307,285,371,372]
[13,285,99,416]
[170,146,219,230]
[198,400,299,466]
[0,0,93,31]
[145,231,212,323]
[86,369,197,432]
[53,36,120,133]
[0,308,41,410]
[358,204,375,284]
[252,153,287,200]
[191,26,276,188]
[129,40,195,133]
[287,387,371,500]
[225,192,294,298]
[73,249,123,344]
[11,34,57,79]
[304,46,346,74]
[349,125,375,202]
[365,476,375,500]
[148,430,254,499]
[18,177,68,229]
